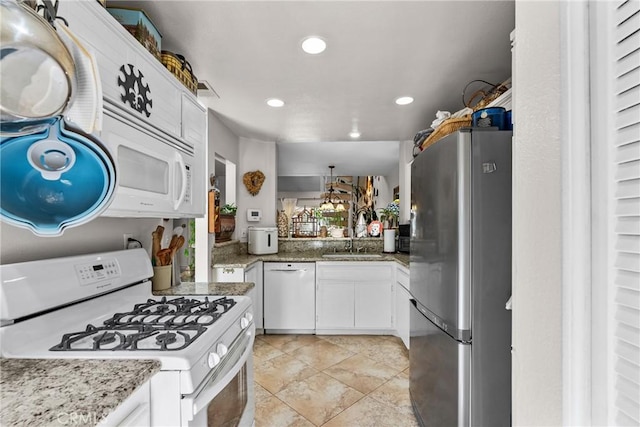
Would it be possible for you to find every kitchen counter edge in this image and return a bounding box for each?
[153,281,255,297]
[213,252,410,269]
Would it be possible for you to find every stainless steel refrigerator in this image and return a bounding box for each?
[409,128,512,427]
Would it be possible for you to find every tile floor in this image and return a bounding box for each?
[253,334,418,427]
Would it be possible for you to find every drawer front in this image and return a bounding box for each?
[397,265,410,290]
[316,262,393,282]
[213,267,245,283]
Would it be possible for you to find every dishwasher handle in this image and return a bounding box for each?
[267,268,308,272]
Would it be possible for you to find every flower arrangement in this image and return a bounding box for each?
[379,199,400,226]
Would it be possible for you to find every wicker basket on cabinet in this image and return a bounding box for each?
[419,115,472,151]
[161,51,197,95]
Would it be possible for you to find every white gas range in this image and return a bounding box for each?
[0,248,255,427]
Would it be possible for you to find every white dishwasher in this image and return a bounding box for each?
[263,262,316,333]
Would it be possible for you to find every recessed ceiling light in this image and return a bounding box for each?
[301,37,326,54]
[266,98,284,107]
[395,96,414,105]
[349,131,361,138]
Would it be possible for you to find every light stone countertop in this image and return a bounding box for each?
[153,281,255,297]
[213,251,410,269]
[0,358,160,427]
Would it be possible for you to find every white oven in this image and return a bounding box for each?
[0,249,255,427]
[180,330,254,426]
[99,104,198,218]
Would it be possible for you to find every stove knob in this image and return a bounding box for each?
[244,312,254,323]
[240,317,250,329]
[208,352,221,368]
[216,343,228,357]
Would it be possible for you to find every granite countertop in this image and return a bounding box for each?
[153,281,255,297]
[213,251,410,269]
[0,358,160,427]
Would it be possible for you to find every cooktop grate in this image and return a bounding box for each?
[49,296,236,352]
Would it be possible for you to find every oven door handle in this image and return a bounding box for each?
[182,327,255,421]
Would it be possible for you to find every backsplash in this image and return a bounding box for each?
[212,237,384,260]
[278,237,383,253]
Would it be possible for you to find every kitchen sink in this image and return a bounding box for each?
[321,253,383,258]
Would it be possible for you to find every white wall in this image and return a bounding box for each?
[399,140,413,224]
[237,137,277,241]
[0,217,161,264]
[209,112,239,167]
[512,1,563,425]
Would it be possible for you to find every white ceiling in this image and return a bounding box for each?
[114,0,514,177]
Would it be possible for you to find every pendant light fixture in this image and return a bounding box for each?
[319,165,344,211]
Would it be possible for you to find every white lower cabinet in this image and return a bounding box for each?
[316,281,355,328]
[355,281,393,329]
[99,380,150,426]
[395,264,410,349]
[316,262,394,333]
[244,262,263,330]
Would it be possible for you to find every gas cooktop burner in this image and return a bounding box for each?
[50,296,236,352]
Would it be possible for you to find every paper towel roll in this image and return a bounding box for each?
[384,229,396,253]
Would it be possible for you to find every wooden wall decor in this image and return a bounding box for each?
[243,170,265,196]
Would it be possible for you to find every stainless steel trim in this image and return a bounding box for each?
[457,132,472,332]
[411,299,471,343]
[458,344,471,427]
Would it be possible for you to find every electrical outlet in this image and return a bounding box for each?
[123,233,133,249]
[241,229,247,238]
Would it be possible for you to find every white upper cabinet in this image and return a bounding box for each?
[58,0,184,136]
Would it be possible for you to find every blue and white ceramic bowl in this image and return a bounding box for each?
[0,118,116,236]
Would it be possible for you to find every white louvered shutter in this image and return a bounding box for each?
[606,1,640,425]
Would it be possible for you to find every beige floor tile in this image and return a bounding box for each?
[360,340,410,371]
[255,394,315,427]
[254,338,285,362]
[254,353,318,394]
[368,374,414,417]
[322,395,419,427]
[276,372,364,426]
[323,353,400,394]
[254,383,272,402]
[317,335,388,354]
[259,334,319,351]
[278,334,323,353]
[289,340,355,370]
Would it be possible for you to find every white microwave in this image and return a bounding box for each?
[99,104,202,218]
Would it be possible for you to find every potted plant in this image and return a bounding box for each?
[216,203,237,242]
[220,203,237,216]
[379,199,400,229]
